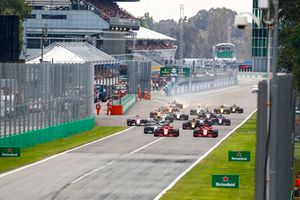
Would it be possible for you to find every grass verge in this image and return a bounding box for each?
[161,113,256,200]
[294,143,300,179]
[0,126,126,174]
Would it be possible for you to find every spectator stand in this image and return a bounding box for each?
[133,27,177,65]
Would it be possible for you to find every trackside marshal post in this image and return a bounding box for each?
[0,147,21,157]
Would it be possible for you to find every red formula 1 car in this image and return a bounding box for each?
[193,124,218,137]
[154,124,179,137]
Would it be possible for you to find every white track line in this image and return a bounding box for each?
[128,137,165,155]
[153,109,257,200]
[71,136,166,184]
[0,127,135,178]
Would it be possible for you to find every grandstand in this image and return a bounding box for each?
[133,27,177,67]
[23,0,140,57]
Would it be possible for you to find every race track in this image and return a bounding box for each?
[0,80,257,200]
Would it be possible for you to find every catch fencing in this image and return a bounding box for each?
[126,60,151,94]
[166,72,237,96]
[0,62,94,147]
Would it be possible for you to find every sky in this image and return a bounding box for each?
[118,0,253,21]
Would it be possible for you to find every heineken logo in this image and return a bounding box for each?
[228,151,250,162]
[223,176,229,182]
[0,147,21,157]
[212,175,239,188]
[7,147,13,153]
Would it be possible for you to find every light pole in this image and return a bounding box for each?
[236,1,278,199]
[212,45,216,76]
[40,24,48,63]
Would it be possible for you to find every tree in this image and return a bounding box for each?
[140,8,251,60]
[278,0,300,91]
[0,0,31,51]
[0,0,31,19]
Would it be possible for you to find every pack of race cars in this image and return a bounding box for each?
[126,103,244,138]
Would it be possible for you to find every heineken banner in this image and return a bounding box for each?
[228,151,250,162]
[0,147,21,157]
[160,67,190,77]
[212,174,240,188]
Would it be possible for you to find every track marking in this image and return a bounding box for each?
[71,165,108,184]
[71,136,167,184]
[0,127,135,178]
[153,109,257,200]
[128,137,165,155]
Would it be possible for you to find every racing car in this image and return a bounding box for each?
[198,110,217,119]
[214,105,231,114]
[144,120,166,134]
[212,115,231,126]
[190,107,206,115]
[127,116,148,126]
[170,100,184,109]
[230,104,244,113]
[154,124,179,137]
[193,124,218,137]
[173,111,189,120]
[150,110,174,122]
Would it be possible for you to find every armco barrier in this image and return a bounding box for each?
[168,73,237,96]
[0,117,94,148]
[121,94,136,114]
[237,72,267,79]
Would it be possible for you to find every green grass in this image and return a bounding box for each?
[294,143,300,179]
[0,126,126,174]
[161,113,257,200]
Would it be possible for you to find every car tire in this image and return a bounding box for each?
[213,130,218,137]
[175,129,179,137]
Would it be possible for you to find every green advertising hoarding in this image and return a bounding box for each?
[160,67,190,77]
[212,174,240,188]
[0,147,21,157]
[228,151,251,162]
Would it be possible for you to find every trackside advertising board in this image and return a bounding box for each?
[228,151,250,162]
[0,147,21,157]
[160,67,190,77]
[212,174,240,188]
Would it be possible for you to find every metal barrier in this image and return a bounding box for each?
[126,60,151,94]
[121,94,136,113]
[166,72,237,96]
[0,62,94,147]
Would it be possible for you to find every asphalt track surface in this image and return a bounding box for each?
[0,80,258,200]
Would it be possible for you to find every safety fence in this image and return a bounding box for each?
[237,72,267,79]
[0,117,94,148]
[166,73,237,96]
[0,62,94,147]
[126,60,151,94]
[121,94,136,113]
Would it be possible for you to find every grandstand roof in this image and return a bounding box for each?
[26,0,70,6]
[26,42,117,64]
[134,27,176,41]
